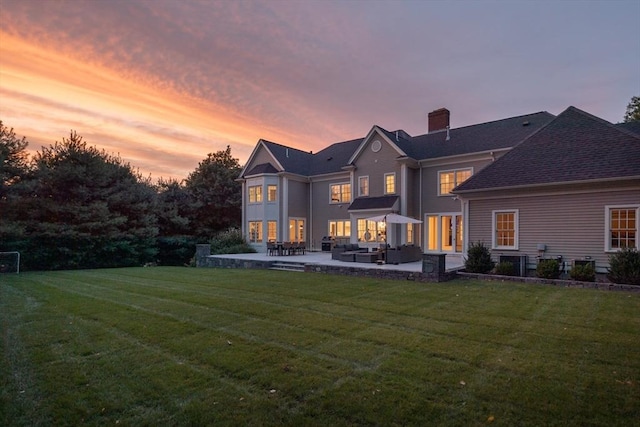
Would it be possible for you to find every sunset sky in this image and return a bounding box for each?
[1,0,639,180]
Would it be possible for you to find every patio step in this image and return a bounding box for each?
[270,262,306,272]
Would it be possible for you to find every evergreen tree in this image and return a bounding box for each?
[10,131,158,270]
[0,121,30,198]
[155,177,196,265]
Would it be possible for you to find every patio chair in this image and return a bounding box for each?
[267,241,278,256]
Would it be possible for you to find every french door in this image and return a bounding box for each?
[427,214,463,253]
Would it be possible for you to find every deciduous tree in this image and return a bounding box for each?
[623,95,640,122]
[184,146,242,240]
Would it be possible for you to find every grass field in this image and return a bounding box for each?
[1,267,639,426]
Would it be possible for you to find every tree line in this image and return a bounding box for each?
[1,121,243,271]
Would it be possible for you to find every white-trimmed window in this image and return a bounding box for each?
[267,185,277,202]
[605,205,638,251]
[358,176,369,197]
[248,185,262,203]
[357,219,386,243]
[439,168,472,195]
[329,220,351,238]
[267,220,277,242]
[493,210,518,250]
[384,173,396,194]
[248,221,263,243]
[330,183,351,203]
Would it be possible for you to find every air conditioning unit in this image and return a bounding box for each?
[499,255,528,276]
[574,259,596,269]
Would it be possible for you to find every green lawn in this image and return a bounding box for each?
[1,268,639,426]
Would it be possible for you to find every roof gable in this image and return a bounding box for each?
[347,126,408,165]
[239,139,283,178]
[454,106,640,193]
[258,140,313,176]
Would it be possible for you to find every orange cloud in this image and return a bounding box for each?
[0,31,309,179]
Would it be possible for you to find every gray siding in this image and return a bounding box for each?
[466,186,640,272]
[354,136,403,197]
[421,158,493,213]
[287,179,309,218]
[310,175,351,250]
[247,146,277,172]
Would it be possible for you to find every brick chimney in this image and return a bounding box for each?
[428,108,450,133]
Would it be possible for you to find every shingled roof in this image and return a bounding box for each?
[453,106,640,193]
[260,140,314,176]
[243,110,555,178]
[404,111,555,160]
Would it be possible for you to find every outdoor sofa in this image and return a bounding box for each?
[331,244,368,261]
[385,245,422,264]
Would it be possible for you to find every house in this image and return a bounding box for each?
[452,106,640,274]
[238,108,555,263]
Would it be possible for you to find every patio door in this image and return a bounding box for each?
[289,218,305,243]
[426,214,463,253]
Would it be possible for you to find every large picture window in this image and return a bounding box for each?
[330,183,351,203]
[439,168,472,195]
[606,206,638,251]
[329,220,351,238]
[248,185,262,203]
[493,210,518,250]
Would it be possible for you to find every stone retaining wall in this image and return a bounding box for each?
[304,263,456,282]
[457,272,640,292]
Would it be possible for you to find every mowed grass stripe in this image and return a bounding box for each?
[31,269,597,374]
[18,269,640,387]
[2,267,639,426]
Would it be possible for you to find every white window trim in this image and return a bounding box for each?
[384,172,396,195]
[358,176,369,197]
[329,182,351,204]
[266,184,277,203]
[604,205,639,252]
[328,219,352,238]
[248,185,263,204]
[492,209,519,250]
[438,167,473,196]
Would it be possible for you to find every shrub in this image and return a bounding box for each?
[156,236,198,266]
[537,259,561,279]
[607,247,640,285]
[570,264,596,282]
[210,228,256,255]
[494,261,516,276]
[464,241,495,273]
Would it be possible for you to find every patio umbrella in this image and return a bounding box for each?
[366,213,423,224]
[365,213,422,262]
